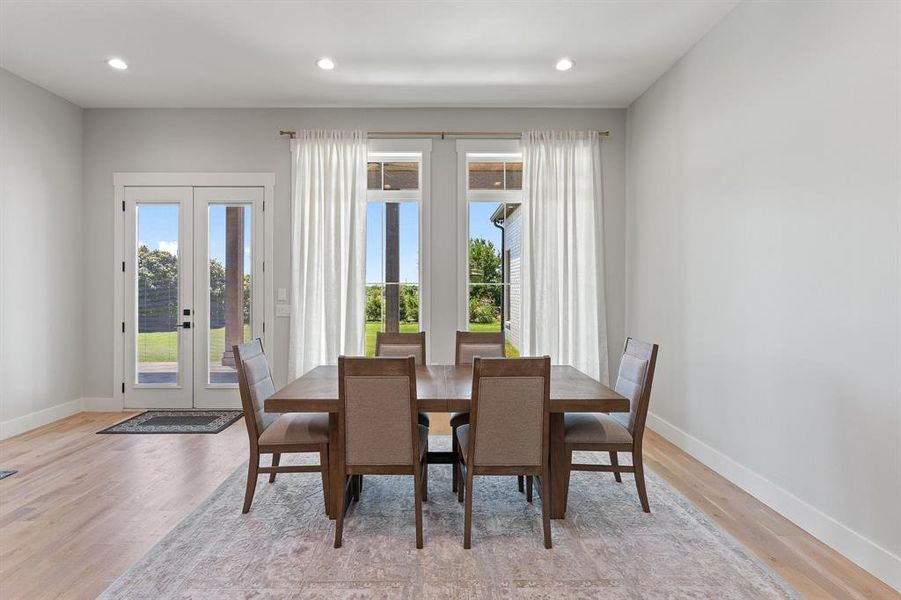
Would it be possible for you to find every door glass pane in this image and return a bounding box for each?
[208,205,252,384]
[136,204,180,385]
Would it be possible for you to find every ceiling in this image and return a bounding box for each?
[0,1,738,109]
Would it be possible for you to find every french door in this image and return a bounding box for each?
[123,186,264,409]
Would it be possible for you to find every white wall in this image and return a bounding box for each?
[626,0,900,589]
[0,69,84,437]
[82,108,626,395]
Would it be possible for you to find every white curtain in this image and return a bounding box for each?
[288,130,368,378]
[520,131,609,383]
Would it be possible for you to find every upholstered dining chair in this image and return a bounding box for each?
[375,331,430,428]
[455,356,552,549]
[335,356,429,549]
[449,331,505,493]
[562,337,659,513]
[233,339,330,514]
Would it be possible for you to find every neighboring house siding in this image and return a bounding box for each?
[506,207,522,352]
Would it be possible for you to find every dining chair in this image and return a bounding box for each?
[562,337,659,512]
[334,356,429,549]
[449,331,505,493]
[455,356,552,549]
[375,331,430,428]
[234,339,330,514]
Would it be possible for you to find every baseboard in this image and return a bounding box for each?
[647,411,901,592]
[0,398,84,440]
[82,397,123,412]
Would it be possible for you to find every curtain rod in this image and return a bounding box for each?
[279,129,609,140]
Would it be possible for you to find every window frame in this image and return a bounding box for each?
[455,139,522,333]
[366,138,432,355]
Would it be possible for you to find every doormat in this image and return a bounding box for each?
[98,411,243,434]
[0,470,17,480]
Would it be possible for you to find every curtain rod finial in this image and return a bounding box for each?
[280,130,296,139]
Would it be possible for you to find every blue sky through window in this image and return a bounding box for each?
[469,203,503,248]
[137,204,252,272]
[365,203,419,283]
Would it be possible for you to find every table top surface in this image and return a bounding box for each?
[266,364,629,414]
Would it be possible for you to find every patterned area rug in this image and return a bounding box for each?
[101,437,799,599]
[97,411,243,434]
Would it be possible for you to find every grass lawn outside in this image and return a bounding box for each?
[140,322,519,362]
[138,325,251,363]
[364,321,519,358]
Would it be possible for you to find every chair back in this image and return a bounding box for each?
[467,357,551,467]
[339,356,420,467]
[611,338,659,439]
[455,331,505,365]
[234,339,277,445]
[375,331,426,365]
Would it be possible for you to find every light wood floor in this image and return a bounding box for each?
[0,413,896,600]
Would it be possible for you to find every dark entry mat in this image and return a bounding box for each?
[98,410,243,434]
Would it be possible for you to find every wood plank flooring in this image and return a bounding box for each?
[0,412,896,599]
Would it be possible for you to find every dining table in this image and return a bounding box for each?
[265,364,629,520]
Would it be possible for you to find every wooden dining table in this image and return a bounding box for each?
[265,364,629,520]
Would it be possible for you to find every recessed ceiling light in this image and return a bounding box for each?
[316,57,335,70]
[107,57,128,70]
[555,58,574,71]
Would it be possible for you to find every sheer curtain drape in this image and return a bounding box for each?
[288,130,367,378]
[520,131,609,383]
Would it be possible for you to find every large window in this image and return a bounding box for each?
[365,142,430,356]
[458,142,523,357]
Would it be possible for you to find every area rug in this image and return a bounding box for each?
[101,437,799,599]
[0,470,17,480]
[97,410,243,434]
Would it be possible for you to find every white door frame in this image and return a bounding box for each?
[113,173,275,409]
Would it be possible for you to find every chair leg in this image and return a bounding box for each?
[413,466,424,549]
[526,475,533,503]
[609,451,622,483]
[269,453,281,483]
[634,453,650,513]
[421,440,429,502]
[319,447,330,516]
[334,476,345,548]
[562,447,573,512]
[518,475,524,493]
[242,453,259,514]
[451,425,459,493]
[463,471,474,549]
[352,475,361,502]
[540,469,552,549]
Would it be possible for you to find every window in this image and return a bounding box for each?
[457,141,522,357]
[365,140,431,356]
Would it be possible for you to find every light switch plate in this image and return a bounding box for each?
[277,287,288,302]
[275,304,291,317]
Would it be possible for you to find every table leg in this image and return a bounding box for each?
[549,413,568,519]
[327,414,342,520]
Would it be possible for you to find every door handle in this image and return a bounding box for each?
[175,321,192,329]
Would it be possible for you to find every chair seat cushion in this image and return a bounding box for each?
[564,413,632,445]
[259,413,329,446]
[456,424,470,462]
[449,411,469,428]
